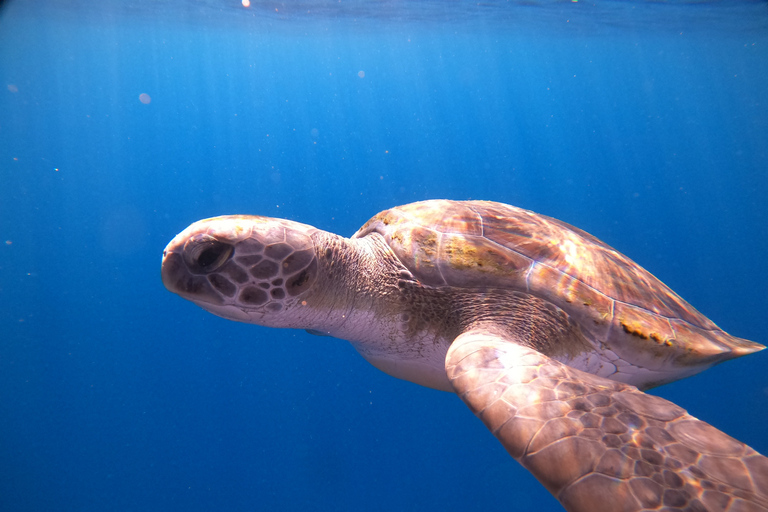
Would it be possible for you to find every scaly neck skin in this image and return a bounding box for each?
[301,232,457,392]
[300,231,406,343]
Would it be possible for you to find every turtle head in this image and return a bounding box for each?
[162,215,321,327]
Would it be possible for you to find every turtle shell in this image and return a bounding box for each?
[353,200,762,380]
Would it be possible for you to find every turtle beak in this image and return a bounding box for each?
[161,241,225,306]
[160,247,182,293]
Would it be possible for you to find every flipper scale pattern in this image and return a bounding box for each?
[446,332,768,512]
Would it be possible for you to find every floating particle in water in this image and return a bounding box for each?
[139,93,151,104]
[242,0,250,6]
[7,84,18,93]
[358,70,365,78]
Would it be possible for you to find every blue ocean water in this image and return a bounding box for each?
[1,1,767,511]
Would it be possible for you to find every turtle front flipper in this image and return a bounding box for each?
[446,330,768,512]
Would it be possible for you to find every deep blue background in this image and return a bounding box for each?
[1,1,767,511]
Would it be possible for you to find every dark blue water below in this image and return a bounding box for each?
[1,1,767,511]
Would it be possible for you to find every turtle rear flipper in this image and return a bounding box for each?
[446,329,768,512]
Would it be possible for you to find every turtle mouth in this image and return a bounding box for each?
[160,250,223,305]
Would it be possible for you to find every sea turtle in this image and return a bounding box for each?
[161,199,767,512]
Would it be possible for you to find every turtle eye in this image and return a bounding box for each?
[184,234,233,273]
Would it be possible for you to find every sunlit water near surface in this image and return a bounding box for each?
[1,0,767,511]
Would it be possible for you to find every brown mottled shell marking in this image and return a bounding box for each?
[354,200,762,386]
